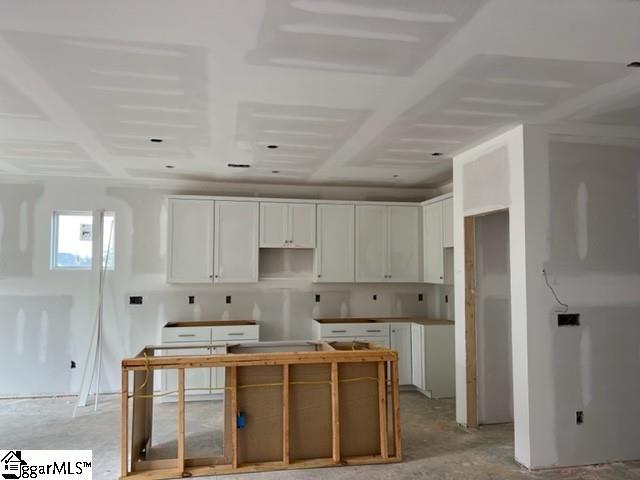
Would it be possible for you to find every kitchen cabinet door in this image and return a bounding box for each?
[411,323,425,390]
[355,205,387,282]
[387,206,420,282]
[442,197,454,248]
[163,347,211,397]
[167,198,214,283]
[390,323,412,385]
[423,202,444,284]
[314,204,355,282]
[260,202,288,248]
[289,203,316,248]
[214,201,259,283]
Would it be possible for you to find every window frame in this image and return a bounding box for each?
[50,210,115,271]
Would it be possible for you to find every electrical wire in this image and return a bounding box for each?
[542,268,569,313]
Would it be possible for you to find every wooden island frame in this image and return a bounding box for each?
[120,341,402,479]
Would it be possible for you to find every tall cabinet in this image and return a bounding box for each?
[313,204,355,283]
[167,198,214,283]
[423,195,453,284]
[355,205,420,282]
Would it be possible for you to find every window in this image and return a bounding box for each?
[51,211,115,270]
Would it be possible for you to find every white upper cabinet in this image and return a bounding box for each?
[442,197,453,248]
[167,198,214,283]
[423,201,444,284]
[355,205,387,282]
[356,205,420,283]
[214,201,259,283]
[313,204,355,283]
[259,202,288,247]
[387,206,421,282]
[289,203,316,248]
[260,202,315,248]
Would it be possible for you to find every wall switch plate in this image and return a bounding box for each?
[188,295,195,304]
[418,293,423,302]
[576,411,584,424]
[226,295,231,304]
[558,313,580,326]
[129,296,143,305]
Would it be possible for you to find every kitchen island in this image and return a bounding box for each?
[121,340,401,479]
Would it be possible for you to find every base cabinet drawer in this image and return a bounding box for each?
[162,327,211,343]
[211,325,259,342]
[318,323,389,338]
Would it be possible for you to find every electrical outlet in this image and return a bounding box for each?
[188,295,195,304]
[576,411,584,425]
[373,294,377,301]
[418,293,423,302]
[315,294,320,303]
[558,313,580,326]
[226,295,231,304]
[445,295,449,304]
[129,296,143,305]
[70,360,76,369]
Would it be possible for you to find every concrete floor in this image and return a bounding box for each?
[1,392,639,479]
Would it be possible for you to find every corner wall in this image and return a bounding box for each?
[522,126,640,467]
[452,125,532,467]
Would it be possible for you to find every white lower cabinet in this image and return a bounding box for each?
[390,323,412,386]
[161,323,259,401]
[410,324,455,398]
[313,320,454,393]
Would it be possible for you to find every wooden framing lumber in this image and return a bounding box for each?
[330,362,340,464]
[120,341,401,480]
[464,216,478,428]
[377,361,388,459]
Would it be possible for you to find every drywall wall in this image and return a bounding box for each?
[454,123,640,469]
[453,125,531,467]
[475,210,512,425]
[521,126,640,468]
[0,179,451,397]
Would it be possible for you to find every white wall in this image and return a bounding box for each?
[454,124,640,469]
[453,125,531,467]
[475,210,512,425]
[522,126,640,468]
[0,179,451,397]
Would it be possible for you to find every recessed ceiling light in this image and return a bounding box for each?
[165,165,174,169]
[627,61,640,68]
[267,145,279,149]
[432,152,443,157]
[150,138,163,143]
[272,170,280,174]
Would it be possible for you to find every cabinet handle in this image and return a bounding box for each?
[366,329,382,333]
[214,275,219,278]
[178,334,196,338]
[228,332,245,336]
[331,330,347,333]
[209,275,213,279]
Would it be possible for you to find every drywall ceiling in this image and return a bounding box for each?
[0,0,638,188]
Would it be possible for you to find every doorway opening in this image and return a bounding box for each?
[465,210,513,432]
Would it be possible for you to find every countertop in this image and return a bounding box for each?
[164,320,257,327]
[314,317,453,326]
